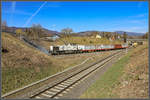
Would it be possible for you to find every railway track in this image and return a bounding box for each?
[30,50,123,99]
[2,49,127,99]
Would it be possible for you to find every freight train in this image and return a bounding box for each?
[49,44,128,55]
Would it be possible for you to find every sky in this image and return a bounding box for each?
[2,1,149,33]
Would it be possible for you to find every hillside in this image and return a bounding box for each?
[3,26,145,37]
[2,32,114,94]
[112,43,148,98]
[78,30,144,36]
[115,31,144,36]
[2,32,54,93]
[78,31,101,36]
[2,32,53,68]
[2,26,59,37]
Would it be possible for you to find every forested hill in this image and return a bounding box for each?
[2,26,60,37]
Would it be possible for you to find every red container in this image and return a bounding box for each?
[114,44,122,49]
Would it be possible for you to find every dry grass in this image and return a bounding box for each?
[2,32,52,68]
[36,36,123,49]
[80,43,148,98]
[54,36,123,45]
[34,39,53,50]
[2,32,54,94]
[2,32,117,95]
[112,43,149,98]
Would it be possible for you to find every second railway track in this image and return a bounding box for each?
[31,50,124,99]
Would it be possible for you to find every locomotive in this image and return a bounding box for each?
[49,43,128,55]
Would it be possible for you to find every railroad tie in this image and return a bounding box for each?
[65,88,70,91]
[62,90,68,94]
[54,86,65,90]
[35,96,41,99]
[50,88,61,92]
[46,91,56,95]
[41,93,53,98]
[53,96,59,99]
[64,81,73,84]
[57,84,68,88]
[57,93,63,97]
[65,79,74,83]
[60,82,70,86]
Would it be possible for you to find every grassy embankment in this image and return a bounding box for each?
[112,42,148,98]
[80,42,148,98]
[2,32,117,95]
[2,32,55,94]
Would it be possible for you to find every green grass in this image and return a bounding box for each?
[80,50,132,98]
[80,43,148,98]
[2,65,65,94]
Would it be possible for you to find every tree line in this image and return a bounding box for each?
[2,21,43,41]
[2,20,148,42]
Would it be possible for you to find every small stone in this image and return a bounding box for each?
[122,81,128,87]
[139,74,148,80]
[140,90,145,93]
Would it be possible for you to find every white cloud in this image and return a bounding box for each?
[50,24,57,30]
[10,1,16,25]
[23,1,47,27]
[51,24,56,27]
[4,10,32,16]
[129,13,148,18]
[114,26,147,33]
[128,19,147,24]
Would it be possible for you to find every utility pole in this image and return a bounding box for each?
[123,32,127,43]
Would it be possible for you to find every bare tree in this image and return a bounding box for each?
[114,32,119,40]
[105,32,112,39]
[101,32,105,37]
[2,20,7,32]
[25,28,32,39]
[123,32,127,43]
[60,28,73,44]
[61,27,73,37]
[142,32,148,39]
[61,28,73,37]
[27,24,43,40]
[15,29,23,39]
[62,27,73,34]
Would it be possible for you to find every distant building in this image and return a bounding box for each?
[91,34,102,39]
[96,34,102,39]
[45,35,59,40]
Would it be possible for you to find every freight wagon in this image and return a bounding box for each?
[49,43,128,55]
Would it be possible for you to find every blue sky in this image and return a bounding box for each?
[2,1,149,33]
